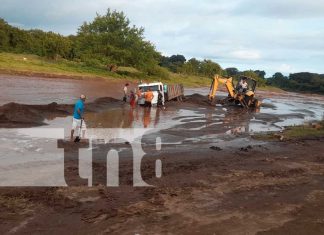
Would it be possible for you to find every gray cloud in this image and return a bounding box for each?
[233,0,324,19]
[0,0,323,75]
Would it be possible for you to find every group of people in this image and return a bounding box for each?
[123,83,164,108]
[70,83,165,141]
[124,83,148,107]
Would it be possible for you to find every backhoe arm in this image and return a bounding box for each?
[208,75,235,101]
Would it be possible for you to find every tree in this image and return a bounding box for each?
[159,54,186,73]
[225,67,239,77]
[181,58,201,75]
[241,70,266,87]
[200,60,222,77]
[254,70,266,79]
[43,32,71,59]
[76,9,160,70]
[267,72,288,87]
[0,18,9,51]
[169,54,186,64]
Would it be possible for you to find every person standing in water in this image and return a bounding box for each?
[157,90,165,109]
[144,88,154,108]
[71,94,86,141]
[123,83,129,102]
[129,90,136,108]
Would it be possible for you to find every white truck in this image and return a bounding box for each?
[138,82,184,105]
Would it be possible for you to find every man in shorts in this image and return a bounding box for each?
[71,94,86,141]
[144,88,154,108]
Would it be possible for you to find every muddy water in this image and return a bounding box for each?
[1,75,324,185]
[1,75,323,134]
[0,74,135,105]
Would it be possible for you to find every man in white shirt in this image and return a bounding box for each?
[238,77,248,93]
[123,83,129,102]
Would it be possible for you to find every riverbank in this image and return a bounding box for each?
[0,52,211,87]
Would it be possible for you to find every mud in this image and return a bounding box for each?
[183,93,214,107]
[1,137,324,234]
[1,75,324,234]
[0,97,122,128]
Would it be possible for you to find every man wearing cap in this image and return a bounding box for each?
[71,95,86,141]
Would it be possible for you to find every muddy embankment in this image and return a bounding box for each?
[1,136,324,234]
[0,97,122,128]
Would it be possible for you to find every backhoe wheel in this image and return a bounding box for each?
[209,98,216,106]
[253,99,262,108]
[243,95,253,108]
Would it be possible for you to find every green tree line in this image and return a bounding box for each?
[0,10,269,85]
[1,9,323,94]
[159,55,268,86]
[0,9,164,77]
[267,72,324,94]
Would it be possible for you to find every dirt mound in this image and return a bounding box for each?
[183,93,212,107]
[0,97,122,128]
[0,102,71,127]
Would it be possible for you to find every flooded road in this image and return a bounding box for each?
[0,74,133,105]
[1,75,324,185]
[1,74,323,135]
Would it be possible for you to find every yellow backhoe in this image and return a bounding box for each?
[208,74,262,108]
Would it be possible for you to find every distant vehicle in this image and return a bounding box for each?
[138,82,184,105]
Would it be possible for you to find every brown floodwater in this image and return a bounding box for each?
[1,74,324,134]
[0,74,135,105]
[1,74,324,185]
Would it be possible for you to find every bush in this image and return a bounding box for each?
[142,65,170,80]
[82,58,104,68]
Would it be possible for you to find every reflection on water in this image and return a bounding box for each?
[81,105,178,129]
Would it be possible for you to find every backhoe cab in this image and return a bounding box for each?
[208,74,261,108]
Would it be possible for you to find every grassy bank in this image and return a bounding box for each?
[254,121,324,141]
[0,52,210,87]
[258,86,284,93]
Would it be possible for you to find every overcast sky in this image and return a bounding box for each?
[1,0,324,76]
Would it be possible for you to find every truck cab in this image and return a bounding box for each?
[138,82,164,105]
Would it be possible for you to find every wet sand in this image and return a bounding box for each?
[1,137,324,234]
[1,75,324,234]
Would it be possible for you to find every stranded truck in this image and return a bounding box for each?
[138,82,184,105]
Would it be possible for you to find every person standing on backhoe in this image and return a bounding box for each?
[144,88,154,107]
